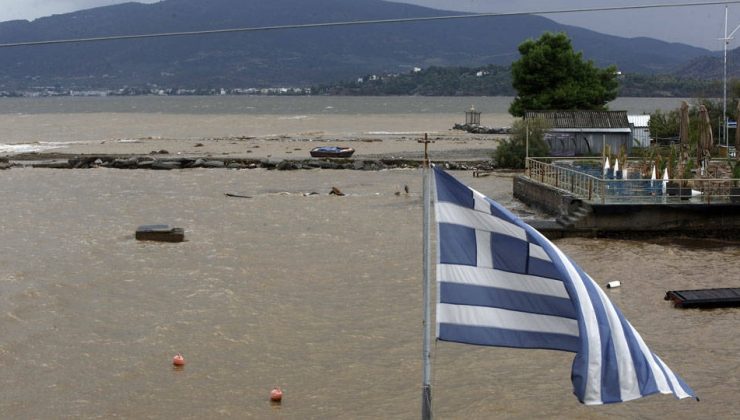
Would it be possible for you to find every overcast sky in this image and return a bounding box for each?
[0,0,738,50]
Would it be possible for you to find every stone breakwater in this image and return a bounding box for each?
[452,123,511,135]
[1,154,496,172]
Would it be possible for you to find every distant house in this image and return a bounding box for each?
[628,114,651,147]
[525,110,632,156]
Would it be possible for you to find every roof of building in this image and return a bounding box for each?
[525,110,630,129]
[627,114,651,128]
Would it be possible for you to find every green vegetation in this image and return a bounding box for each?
[618,74,720,98]
[493,118,550,169]
[313,65,515,96]
[648,99,724,145]
[508,32,619,117]
[312,64,726,99]
[648,109,681,143]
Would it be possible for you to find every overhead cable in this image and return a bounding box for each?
[0,1,738,48]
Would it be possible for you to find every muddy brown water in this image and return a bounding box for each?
[0,168,738,419]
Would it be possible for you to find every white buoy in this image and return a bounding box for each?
[603,157,610,175]
[614,159,619,173]
[606,281,621,289]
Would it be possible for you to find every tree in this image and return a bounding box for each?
[509,32,619,117]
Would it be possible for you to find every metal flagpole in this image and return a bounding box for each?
[419,133,433,420]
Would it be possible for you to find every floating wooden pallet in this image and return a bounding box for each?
[664,288,740,308]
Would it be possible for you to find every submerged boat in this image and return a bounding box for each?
[309,146,354,158]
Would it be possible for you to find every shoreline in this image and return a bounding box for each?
[0,130,507,170]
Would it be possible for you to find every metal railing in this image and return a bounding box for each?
[525,157,740,204]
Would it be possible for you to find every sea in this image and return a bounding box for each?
[1,96,739,419]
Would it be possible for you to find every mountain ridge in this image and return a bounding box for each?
[0,0,718,91]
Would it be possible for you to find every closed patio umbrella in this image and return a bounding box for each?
[679,101,690,163]
[697,105,713,167]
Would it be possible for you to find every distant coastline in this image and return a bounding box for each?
[0,66,722,99]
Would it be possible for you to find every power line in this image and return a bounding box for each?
[0,1,738,49]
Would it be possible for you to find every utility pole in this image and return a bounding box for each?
[720,6,740,148]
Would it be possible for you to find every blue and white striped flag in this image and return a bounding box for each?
[433,167,695,405]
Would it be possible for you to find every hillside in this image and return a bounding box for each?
[0,0,713,91]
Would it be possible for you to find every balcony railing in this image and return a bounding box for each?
[525,157,739,204]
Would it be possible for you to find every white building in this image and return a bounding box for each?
[628,115,651,147]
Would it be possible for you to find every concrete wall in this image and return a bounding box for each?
[585,203,740,231]
[513,175,576,216]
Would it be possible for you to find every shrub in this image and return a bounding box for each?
[493,118,550,169]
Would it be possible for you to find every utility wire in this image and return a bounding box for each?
[0,1,738,48]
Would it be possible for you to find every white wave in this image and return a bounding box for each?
[365,131,425,135]
[39,141,92,146]
[0,143,67,154]
[277,115,309,120]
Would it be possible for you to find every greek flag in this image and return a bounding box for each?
[433,167,695,405]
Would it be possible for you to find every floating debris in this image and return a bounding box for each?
[665,288,740,308]
[135,225,185,242]
[172,353,185,366]
[270,387,283,403]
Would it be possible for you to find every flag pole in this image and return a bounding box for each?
[419,133,433,420]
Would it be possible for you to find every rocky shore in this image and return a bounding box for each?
[1,153,496,172]
[452,123,511,134]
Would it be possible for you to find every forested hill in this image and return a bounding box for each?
[0,0,711,90]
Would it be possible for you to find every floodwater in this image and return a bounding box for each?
[1,167,738,419]
[0,95,686,146]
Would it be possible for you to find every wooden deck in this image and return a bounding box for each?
[664,288,740,308]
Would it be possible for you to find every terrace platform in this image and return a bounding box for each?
[515,158,740,239]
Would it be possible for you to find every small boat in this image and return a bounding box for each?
[310,146,354,158]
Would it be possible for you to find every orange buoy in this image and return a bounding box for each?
[270,387,283,402]
[172,353,185,366]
